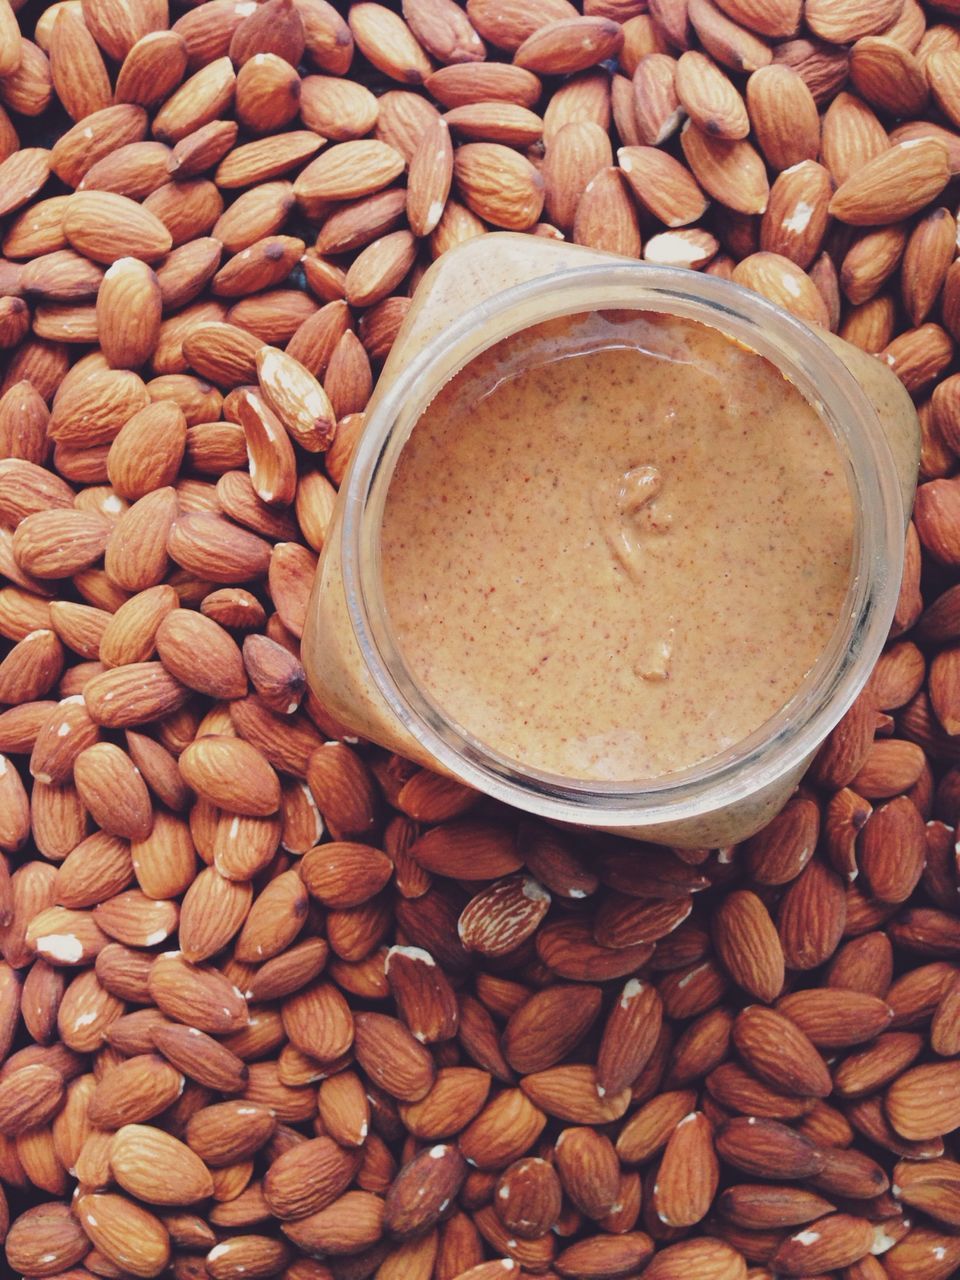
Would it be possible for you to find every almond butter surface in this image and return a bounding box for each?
[381,308,853,780]
[0,2,957,1279]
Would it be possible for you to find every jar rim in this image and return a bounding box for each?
[340,258,905,828]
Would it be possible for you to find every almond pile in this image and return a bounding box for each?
[6,2,960,1280]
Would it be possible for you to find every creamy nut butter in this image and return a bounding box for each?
[379,309,854,782]
[303,235,920,846]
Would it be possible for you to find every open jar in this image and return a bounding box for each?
[302,234,920,848]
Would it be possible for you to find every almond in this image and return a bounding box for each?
[263,1134,360,1220]
[830,139,951,225]
[385,1143,467,1238]
[64,190,173,263]
[459,1087,547,1169]
[73,741,152,840]
[454,141,544,229]
[521,1064,630,1124]
[676,49,748,138]
[821,90,889,186]
[411,821,523,879]
[777,987,893,1047]
[110,1124,214,1205]
[147,951,248,1035]
[733,251,829,325]
[88,1053,184,1129]
[514,16,624,75]
[651,1111,717,1228]
[688,0,773,74]
[716,1116,825,1179]
[495,1156,562,1239]
[150,1021,248,1095]
[167,511,271,582]
[619,145,708,226]
[503,983,602,1075]
[458,876,550,957]
[294,139,405,203]
[717,1183,835,1229]
[5,1203,90,1277]
[49,8,112,123]
[76,1192,170,1279]
[904,207,957,327]
[466,0,577,51]
[116,31,190,109]
[778,858,847,971]
[759,160,831,269]
[0,1063,64,1135]
[155,608,246,700]
[712,0,800,37]
[712,889,785,1002]
[281,1189,385,1256]
[349,3,432,84]
[640,1237,746,1280]
[886,1061,960,1140]
[179,735,279,816]
[851,36,928,117]
[573,165,643,258]
[680,119,768,213]
[556,1233,654,1279]
[733,1006,831,1097]
[354,1011,436,1101]
[805,0,902,44]
[400,1067,491,1140]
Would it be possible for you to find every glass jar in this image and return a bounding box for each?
[302,233,920,848]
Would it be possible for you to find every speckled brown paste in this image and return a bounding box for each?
[379,309,854,783]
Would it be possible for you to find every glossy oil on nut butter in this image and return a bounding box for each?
[380,309,854,782]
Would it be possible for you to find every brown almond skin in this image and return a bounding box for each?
[713,890,785,1002]
[715,1117,826,1179]
[732,1007,832,1099]
[263,1135,360,1220]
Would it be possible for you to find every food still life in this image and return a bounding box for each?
[0,1,958,1279]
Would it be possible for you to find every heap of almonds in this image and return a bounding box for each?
[9,0,960,1278]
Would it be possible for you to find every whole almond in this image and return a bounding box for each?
[746,64,820,170]
[830,139,950,225]
[454,141,544,229]
[619,145,708,226]
[110,1124,214,1205]
[680,120,768,214]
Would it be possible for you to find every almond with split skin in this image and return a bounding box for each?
[385,944,459,1043]
[760,160,831,269]
[733,251,830,326]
